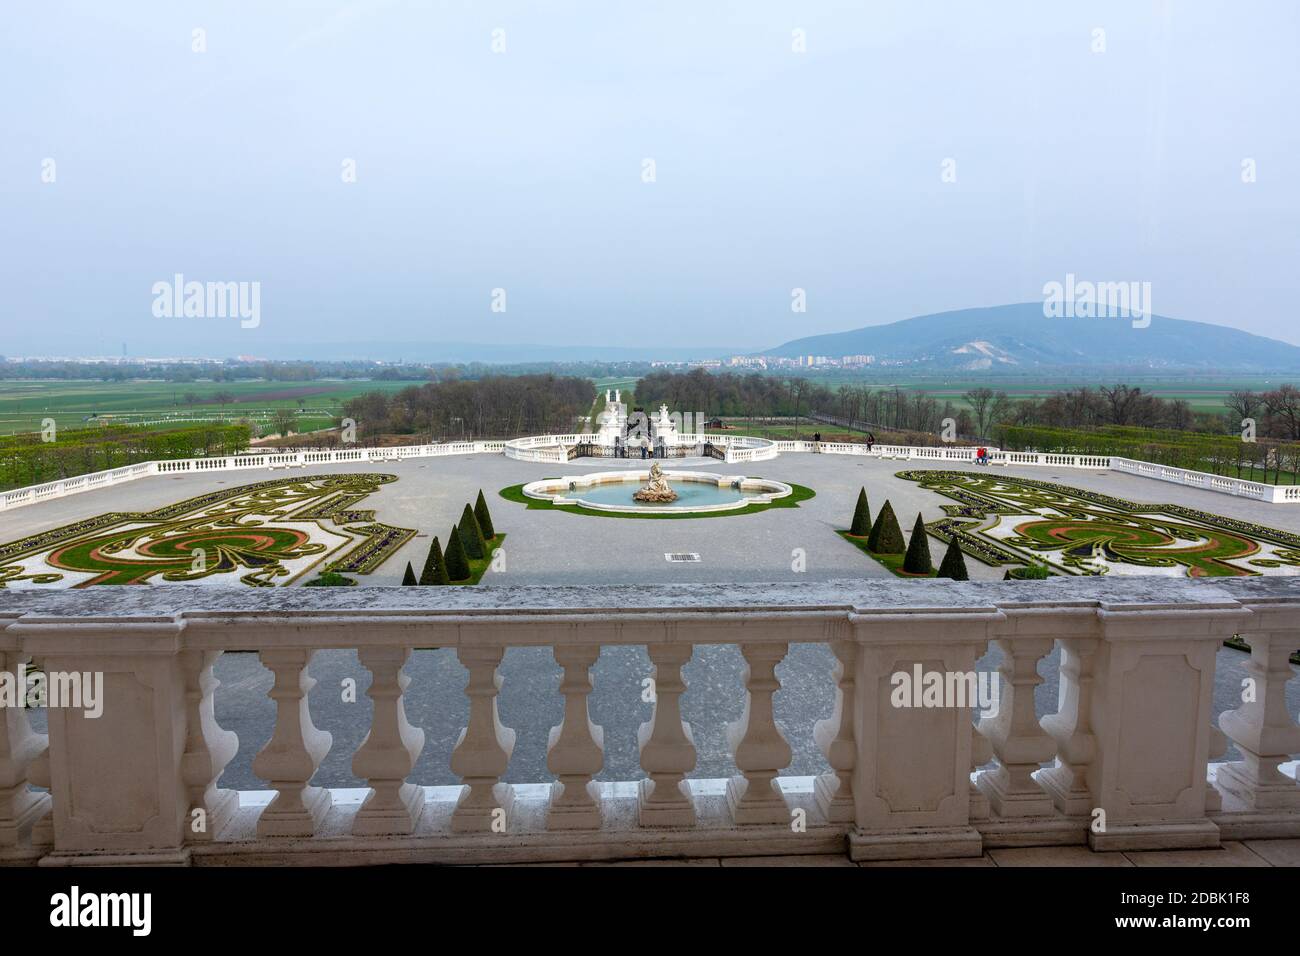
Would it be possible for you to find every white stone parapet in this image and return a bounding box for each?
[2,577,1297,865]
[1,435,1295,511]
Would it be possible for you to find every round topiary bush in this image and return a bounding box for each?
[849,487,871,536]
[867,500,906,554]
[1005,563,1051,580]
[902,512,933,574]
[936,537,969,580]
[304,571,356,587]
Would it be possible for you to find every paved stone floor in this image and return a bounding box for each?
[498,839,1300,866]
[9,452,1300,790]
[13,451,1300,588]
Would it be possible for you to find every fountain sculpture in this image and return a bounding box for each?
[632,461,678,503]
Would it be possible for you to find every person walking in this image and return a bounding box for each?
[866,432,875,452]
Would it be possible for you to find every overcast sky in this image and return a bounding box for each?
[2,0,1297,359]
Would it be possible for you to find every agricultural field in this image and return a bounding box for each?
[814,376,1275,416]
[0,379,416,437]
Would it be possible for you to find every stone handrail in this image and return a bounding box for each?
[2,436,1294,512]
[2,577,1297,865]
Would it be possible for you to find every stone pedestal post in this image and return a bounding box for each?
[13,616,192,864]
[1086,600,1249,851]
[847,608,1003,861]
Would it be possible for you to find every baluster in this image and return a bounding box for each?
[638,642,696,826]
[976,637,1056,816]
[180,650,238,843]
[450,646,515,832]
[353,646,425,835]
[726,642,793,824]
[1216,630,1300,810]
[0,652,49,858]
[1206,723,1228,812]
[970,725,992,820]
[28,748,53,849]
[252,649,332,837]
[813,641,856,822]
[546,645,604,830]
[1038,637,1099,815]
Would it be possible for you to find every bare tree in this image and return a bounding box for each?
[964,387,994,438]
[1263,385,1300,440]
[271,409,297,438]
[1100,384,1143,425]
[1225,389,1262,430]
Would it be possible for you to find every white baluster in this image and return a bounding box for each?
[353,646,425,835]
[976,637,1056,816]
[546,645,604,830]
[252,649,332,837]
[970,725,992,820]
[450,646,515,832]
[726,642,793,824]
[813,641,856,823]
[1217,631,1300,810]
[1038,637,1099,815]
[638,642,696,826]
[180,650,238,844]
[0,652,49,858]
[1206,723,1228,812]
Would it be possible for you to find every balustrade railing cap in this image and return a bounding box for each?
[2,577,1298,623]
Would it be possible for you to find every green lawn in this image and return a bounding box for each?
[0,379,416,436]
[836,530,937,577]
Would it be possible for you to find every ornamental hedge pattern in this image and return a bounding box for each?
[0,473,413,588]
[897,470,1300,578]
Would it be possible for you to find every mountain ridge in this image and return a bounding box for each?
[762,304,1300,372]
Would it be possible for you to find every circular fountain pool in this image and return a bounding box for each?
[521,470,793,514]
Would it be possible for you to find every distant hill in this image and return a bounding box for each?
[764,304,1300,372]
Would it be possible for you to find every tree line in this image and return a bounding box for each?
[0,423,250,490]
[341,374,595,442]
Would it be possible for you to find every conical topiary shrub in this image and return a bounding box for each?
[401,561,417,586]
[866,499,905,554]
[459,503,486,560]
[936,537,969,580]
[474,489,496,540]
[444,525,471,581]
[849,487,871,536]
[902,512,933,574]
[419,535,451,585]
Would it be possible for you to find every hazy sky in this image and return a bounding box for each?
[2,1,1297,358]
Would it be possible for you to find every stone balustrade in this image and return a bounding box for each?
[5,435,1297,512]
[1,578,1298,866]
